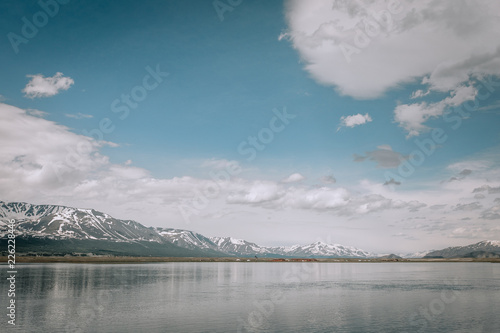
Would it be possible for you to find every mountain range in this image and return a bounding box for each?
[1,200,499,259]
[424,240,500,258]
[0,201,373,258]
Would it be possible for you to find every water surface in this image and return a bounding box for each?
[1,262,499,332]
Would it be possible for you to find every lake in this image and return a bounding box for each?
[1,262,499,332]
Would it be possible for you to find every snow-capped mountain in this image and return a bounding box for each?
[424,240,500,258]
[398,250,431,259]
[210,237,276,257]
[0,200,372,258]
[274,241,372,258]
[206,238,373,258]
[7,200,496,259]
[0,201,221,257]
[0,201,162,242]
[155,228,236,256]
[156,228,218,250]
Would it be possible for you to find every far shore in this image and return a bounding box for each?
[1,256,500,264]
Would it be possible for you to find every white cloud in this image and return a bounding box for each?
[394,84,477,137]
[281,173,305,183]
[338,113,372,130]
[393,102,443,137]
[282,0,500,99]
[23,72,74,98]
[226,178,427,216]
[0,103,106,194]
[65,112,93,119]
[227,181,284,204]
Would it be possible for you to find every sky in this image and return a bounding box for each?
[1,0,500,253]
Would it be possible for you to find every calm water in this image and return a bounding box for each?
[1,262,499,332]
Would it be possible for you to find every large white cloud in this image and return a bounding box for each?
[283,0,500,138]
[0,103,105,194]
[282,0,500,99]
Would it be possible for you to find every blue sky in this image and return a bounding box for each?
[1,0,500,253]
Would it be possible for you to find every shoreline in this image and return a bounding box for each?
[1,256,500,264]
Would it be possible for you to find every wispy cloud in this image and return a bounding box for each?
[26,108,49,118]
[64,112,93,119]
[478,100,500,112]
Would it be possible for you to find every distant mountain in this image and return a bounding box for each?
[0,201,215,257]
[378,254,403,259]
[155,228,226,256]
[398,250,430,259]
[272,241,372,258]
[156,228,217,250]
[0,200,372,258]
[424,240,500,258]
[460,251,500,259]
[210,237,277,257]
[0,201,162,242]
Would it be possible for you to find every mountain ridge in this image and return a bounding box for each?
[424,240,500,258]
[0,200,372,258]
[1,200,499,259]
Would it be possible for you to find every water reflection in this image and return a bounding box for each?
[1,262,499,332]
